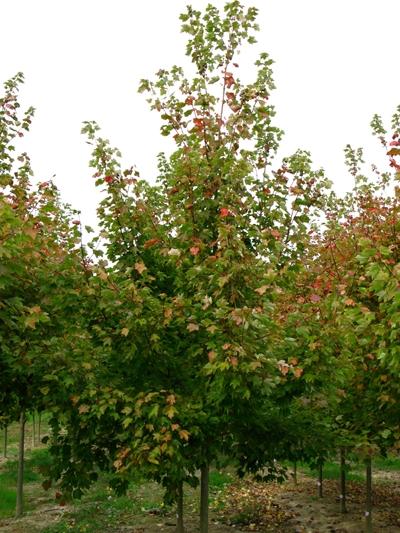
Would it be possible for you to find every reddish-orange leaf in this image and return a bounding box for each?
[208,350,216,362]
[193,118,205,130]
[179,429,190,441]
[293,367,303,378]
[135,262,147,275]
[144,238,161,249]
[190,246,200,256]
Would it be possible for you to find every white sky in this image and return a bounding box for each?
[2,0,399,227]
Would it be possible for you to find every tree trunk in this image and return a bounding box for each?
[15,411,26,518]
[32,412,36,448]
[318,460,323,498]
[38,412,41,444]
[200,464,209,533]
[340,447,347,513]
[365,457,372,533]
[3,425,7,458]
[293,460,298,486]
[176,481,184,533]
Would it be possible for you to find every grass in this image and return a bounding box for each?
[0,447,54,518]
[301,461,364,482]
[209,470,234,491]
[41,468,235,532]
[41,481,159,533]
[41,495,140,533]
[374,455,400,470]
[0,486,17,519]
[293,453,400,482]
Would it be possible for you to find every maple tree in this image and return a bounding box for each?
[293,107,400,529]
[43,3,332,531]
[3,5,398,533]
[0,73,91,516]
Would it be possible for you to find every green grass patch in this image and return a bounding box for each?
[374,455,400,470]
[0,447,52,519]
[0,486,16,518]
[209,470,234,491]
[42,492,143,533]
[0,447,52,486]
[299,461,364,482]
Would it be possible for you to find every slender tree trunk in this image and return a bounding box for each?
[3,425,7,458]
[318,460,323,498]
[340,447,347,513]
[176,481,184,533]
[200,464,209,533]
[38,412,41,444]
[32,412,36,448]
[15,410,26,518]
[293,461,298,486]
[365,457,372,533]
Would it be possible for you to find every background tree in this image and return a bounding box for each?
[0,72,90,517]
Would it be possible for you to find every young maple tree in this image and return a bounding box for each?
[0,73,93,517]
[297,108,400,528]
[46,3,331,531]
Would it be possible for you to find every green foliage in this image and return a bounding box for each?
[2,2,400,523]
[46,0,332,505]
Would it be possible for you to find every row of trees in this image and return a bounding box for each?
[1,2,399,531]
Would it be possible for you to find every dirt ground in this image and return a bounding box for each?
[1,471,400,532]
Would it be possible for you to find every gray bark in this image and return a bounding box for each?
[15,411,26,518]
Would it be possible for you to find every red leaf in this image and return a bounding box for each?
[389,157,400,170]
[144,238,161,249]
[270,229,281,240]
[190,246,200,256]
[293,367,303,378]
[224,72,235,88]
[193,118,205,130]
[104,175,113,183]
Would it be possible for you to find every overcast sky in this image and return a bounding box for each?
[2,0,399,227]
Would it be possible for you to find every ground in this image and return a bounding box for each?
[1,420,400,532]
